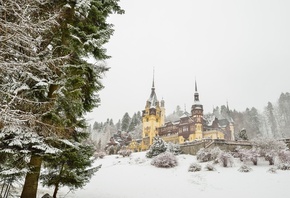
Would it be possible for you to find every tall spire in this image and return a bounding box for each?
[152,67,155,89]
[147,68,158,108]
[194,79,200,103]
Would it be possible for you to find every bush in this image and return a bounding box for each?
[265,150,275,165]
[238,164,252,173]
[210,147,222,161]
[151,152,178,168]
[188,162,202,172]
[146,136,167,158]
[277,163,290,170]
[196,148,211,162]
[251,137,287,158]
[238,148,259,165]
[95,151,106,159]
[218,152,234,167]
[278,150,290,164]
[267,167,277,173]
[204,163,216,171]
[118,148,132,157]
[167,142,182,155]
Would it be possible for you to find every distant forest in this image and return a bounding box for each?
[90,92,290,150]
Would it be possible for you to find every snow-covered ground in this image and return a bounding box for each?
[40,152,290,198]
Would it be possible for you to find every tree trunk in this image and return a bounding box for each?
[52,181,59,198]
[52,163,64,198]
[21,155,43,198]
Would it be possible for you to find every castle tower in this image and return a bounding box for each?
[191,80,203,139]
[141,76,165,150]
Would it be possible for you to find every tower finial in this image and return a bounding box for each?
[152,67,155,88]
[195,78,198,92]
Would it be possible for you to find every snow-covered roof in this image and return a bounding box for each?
[147,87,158,108]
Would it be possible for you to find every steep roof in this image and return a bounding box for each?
[147,78,158,108]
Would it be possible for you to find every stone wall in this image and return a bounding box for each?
[180,139,252,155]
[180,139,290,155]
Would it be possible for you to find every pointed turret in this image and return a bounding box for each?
[191,80,203,122]
[194,79,200,104]
[147,76,158,108]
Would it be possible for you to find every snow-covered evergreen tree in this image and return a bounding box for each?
[146,136,167,158]
[0,0,123,197]
[121,112,131,132]
[40,137,100,198]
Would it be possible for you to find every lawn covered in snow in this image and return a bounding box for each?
[43,151,290,198]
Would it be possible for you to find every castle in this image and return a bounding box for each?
[140,79,235,151]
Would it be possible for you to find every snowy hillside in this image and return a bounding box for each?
[40,152,290,198]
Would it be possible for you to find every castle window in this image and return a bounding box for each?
[183,126,188,132]
[156,119,159,122]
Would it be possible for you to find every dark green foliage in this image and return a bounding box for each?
[0,0,123,197]
[146,136,167,158]
[41,141,100,197]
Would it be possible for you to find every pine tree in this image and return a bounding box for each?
[0,1,124,197]
[121,112,131,132]
[146,136,167,158]
[265,102,279,138]
[277,93,290,137]
[41,136,101,198]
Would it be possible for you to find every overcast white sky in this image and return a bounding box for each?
[86,0,290,124]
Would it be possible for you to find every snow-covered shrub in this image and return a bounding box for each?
[210,147,222,161]
[166,142,182,155]
[267,167,277,173]
[106,145,116,155]
[204,163,216,171]
[277,163,290,170]
[188,162,202,172]
[218,152,234,167]
[251,137,288,166]
[238,148,259,165]
[146,136,167,158]
[233,146,242,158]
[278,150,290,164]
[151,152,178,168]
[238,164,252,173]
[196,148,211,162]
[265,150,276,165]
[94,151,105,159]
[118,148,132,157]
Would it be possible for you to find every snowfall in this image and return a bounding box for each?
[38,152,290,198]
